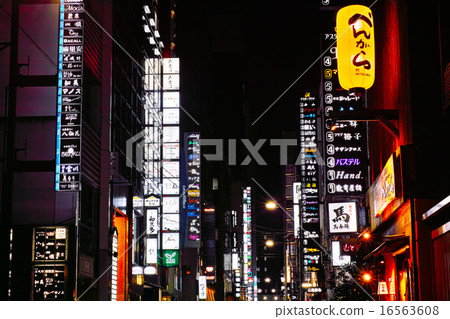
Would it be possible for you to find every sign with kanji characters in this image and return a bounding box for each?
[321,8,369,196]
[56,0,84,191]
[337,5,375,90]
[328,202,358,233]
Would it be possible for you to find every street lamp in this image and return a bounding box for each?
[363,273,372,282]
[265,239,274,247]
[265,201,277,210]
[265,277,271,283]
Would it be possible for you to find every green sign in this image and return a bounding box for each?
[162,250,179,267]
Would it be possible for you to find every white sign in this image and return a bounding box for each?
[163,143,180,160]
[162,232,179,250]
[162,178,179,195]
[331,241,351,267]
[163,58,180,74]
[163,108,180,125]
[163,126,179,143]
[133,196,143,208]
[328,202,358,233]
[163,161,180,178]
[146,238,158,264]
[146,209,158,235]
[163,74,180,91]
[163,196,179,214]
[232,253,239,271]
[163,92,179,108]
[55,228,67,239]
[162,214,180,231]
[293,182,301,204]
[199,276,207,300]
[145,196,160,207]
[294,205,300,238]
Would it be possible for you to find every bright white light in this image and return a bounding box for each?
[265,201,277,209]
[143,5,151,14]
[144,24,150,33]
[265,277,271,283]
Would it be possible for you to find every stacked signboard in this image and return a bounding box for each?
[55,0,84,191]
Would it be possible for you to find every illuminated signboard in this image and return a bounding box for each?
[33,264,66,300]
[162,196,179,214]
[242,187,253,300]
[185,133,201,245]
[32,226,68,300]
[293,182,301,204]
[146,238,158,264]
[337,5,375,91]
[331,241,351,267]
[199,276,207,299]
[321,10,368,196]
[163,143,180,160]
[162,250,179,267]
[370,154,397,217]
[55,0,84,191]
[33,227,68,262]
[162,232,179,250]
[162,213,180,231]
[299,94,322,272]
[328,202,358,233]
[112,231,118,300]
[146,209,158,235]
[163,92,180,108]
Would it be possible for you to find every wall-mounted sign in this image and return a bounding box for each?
[337,5,375,90]
[163,143,180,160]
[162,214,180,231]
[163,74,180,91]
[299,94,322,272]
[55,0,84,191]
[146,238,158,264]
[185,133,201,246]
[33,264,66,300]
[163,108,180,125]
[163,58,180,74]
[163,92,179,108]
[34,227,68,262]
[328,202,358,233]
[163,161,180,178]
[293,182,301,204]
[371,154,397,217]
[146,209,158,235]
[163,126,180,143]
[378,281,389,295]
[162,232,179,250]
[145,196,160,207]
[162,250,179,267]
[163,196,179,214]
[331,241,351,267]
[322,10,368,196]
[162,178,180,195]
[199,276,207,299]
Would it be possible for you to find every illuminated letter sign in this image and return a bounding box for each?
[337,5,375,90]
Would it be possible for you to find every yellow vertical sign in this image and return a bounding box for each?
[337,5,375,90]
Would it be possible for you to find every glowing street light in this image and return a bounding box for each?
[265,277,271,283]
[265,201,277,210]
[363,273,372,282]
[265,239,274,247]
[363,232,371,239]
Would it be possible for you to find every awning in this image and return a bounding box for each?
[363,236,409,260]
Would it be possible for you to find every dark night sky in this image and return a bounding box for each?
[177,0,321,199]
[176,1,322,288]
